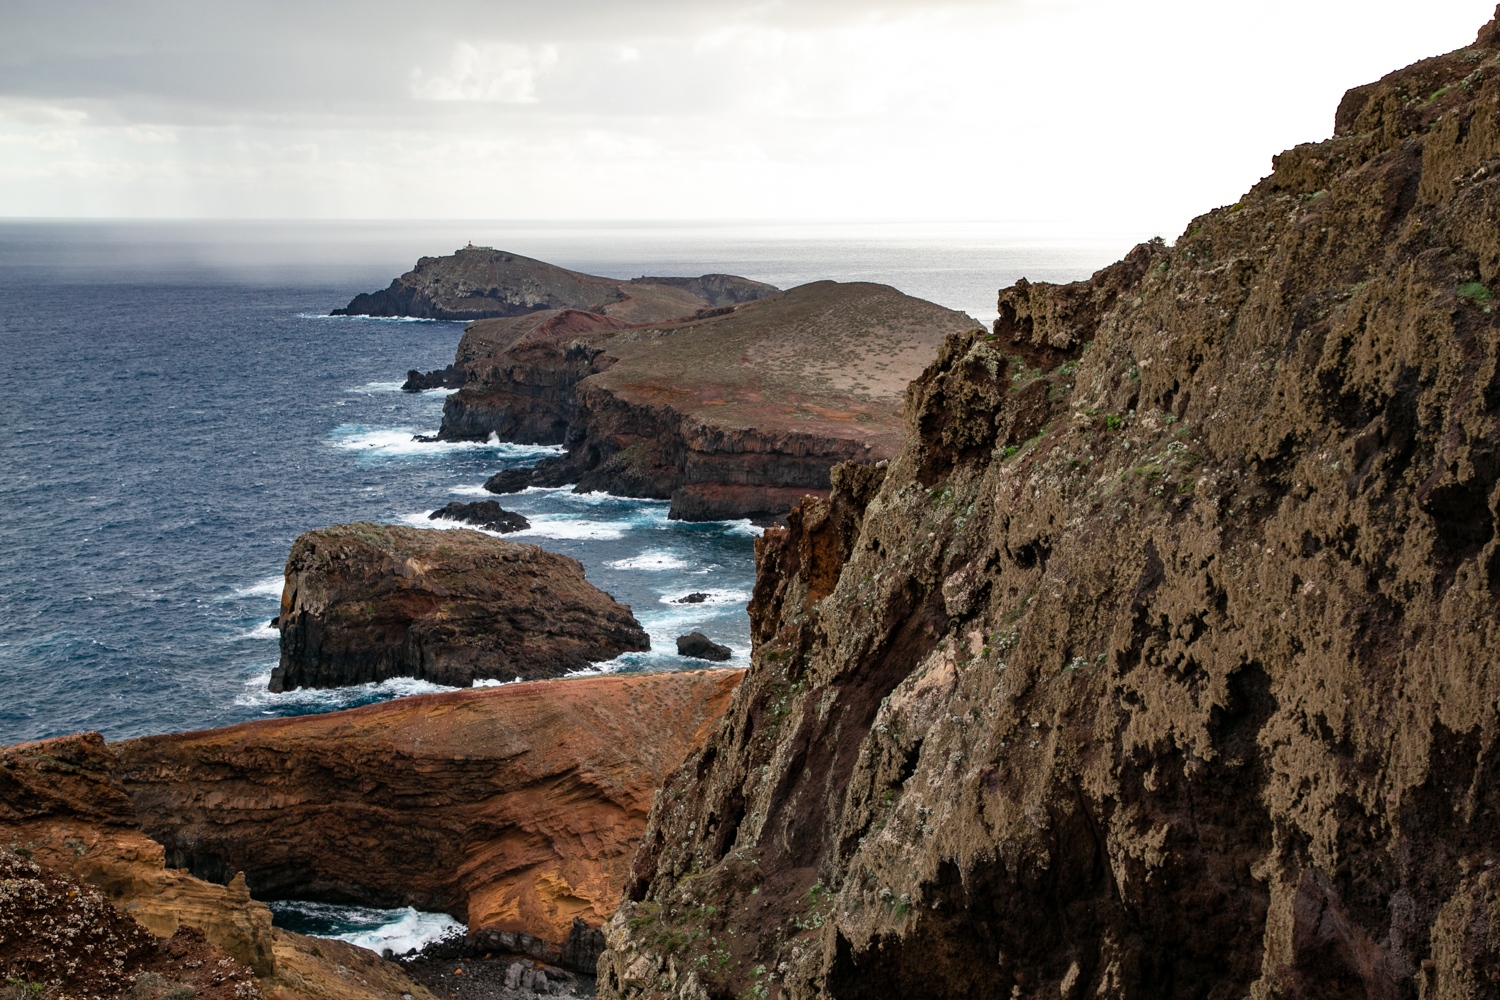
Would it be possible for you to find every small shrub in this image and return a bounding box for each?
[1104,414,1123,431]
[1457,281,1493,304]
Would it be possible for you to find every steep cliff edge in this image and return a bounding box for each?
[446,282,982,521]
[598,15,1500,1000]
[115,671,743,949]
[333,246,776,322]
[272,523,649,692]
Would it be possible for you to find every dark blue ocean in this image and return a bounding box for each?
[0,220,1128,747]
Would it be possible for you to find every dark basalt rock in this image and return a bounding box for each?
[429,500,530,534]
[674,593,710,604]
[402,364,465,392]
[675,632,731,662]
[484,467,536,494]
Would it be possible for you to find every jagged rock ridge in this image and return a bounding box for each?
[598,13,1500,1000]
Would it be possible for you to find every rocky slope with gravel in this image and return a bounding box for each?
[597,13,1500,1000]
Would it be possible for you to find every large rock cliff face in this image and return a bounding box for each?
[445,282,983,521]
[272,523,649,692]
[333,246,776,322]
[115,671,742,949]
[598,16,1500,1000]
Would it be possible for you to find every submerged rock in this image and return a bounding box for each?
[484,467,536,494]
[271,522,648,691]
[675,632,731,662]
[598,13,1500,1000]
[428,500,530,533]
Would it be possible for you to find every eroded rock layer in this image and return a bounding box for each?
[598,15,1500,1000]
[115,671,744,948]
[272,522,649,692]
[0,733,436,1000]
[444,281,983,521]
[333,246,776,322]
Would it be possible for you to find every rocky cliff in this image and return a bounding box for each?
[598,14,1500,1000]
[445,282,982,521]
[116,671,742,949]
[333,246,777,322]
[272,523,649,692]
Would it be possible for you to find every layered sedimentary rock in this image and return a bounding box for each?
[445,282,982,521]
[0,733,436,1000]
[599,15,1500,1000]
[271,523,648,692]
[115,671,743,949]
[333,246,776,322]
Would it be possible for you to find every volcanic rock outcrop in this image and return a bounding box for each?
[445,282,982,521]
[115,671,743,951]
[598,14,1500,1000]
[333,246,776,322]
[271,523,648,692]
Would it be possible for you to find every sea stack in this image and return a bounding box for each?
[270,522,649,691]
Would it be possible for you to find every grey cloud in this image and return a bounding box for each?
[0,0,1012,123]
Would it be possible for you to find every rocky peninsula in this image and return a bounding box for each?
[333,246,777,323]
[598,13,1500,1000]
[2,670,740,998]
[446,281,982,520]
[271,523,649,692]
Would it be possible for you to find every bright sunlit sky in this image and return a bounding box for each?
[1,1,1495,235]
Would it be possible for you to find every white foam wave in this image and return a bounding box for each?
[340,908,464,953]
[608,551,689,571]
[514,515,630,541]
[449,484,495,496]
[269,900,463,955]
[298,313,451,324]
[233,577,284,599]
[236,672,457,712]
[721,518,766,538]
[328,427,564,461]
[235,621,279,641]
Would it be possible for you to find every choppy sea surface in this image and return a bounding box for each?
[0,219,1131,746]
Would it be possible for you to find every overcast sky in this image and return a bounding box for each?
[0,0,1494,233]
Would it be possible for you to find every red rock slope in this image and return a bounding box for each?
[115,670,743,948]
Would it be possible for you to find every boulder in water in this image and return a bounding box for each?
[674,592,710,604]
[676,632,731,662]
[271,522,648,690]
[429,500,530,533]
